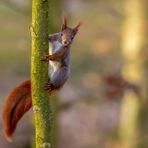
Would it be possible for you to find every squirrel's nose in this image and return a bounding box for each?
[64,41,67,45]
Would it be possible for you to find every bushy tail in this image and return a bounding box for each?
[2,80,32,141]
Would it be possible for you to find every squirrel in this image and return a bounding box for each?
[2,16,81,141]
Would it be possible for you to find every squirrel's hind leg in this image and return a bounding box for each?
[51,67,70,90]
[44,67,70,93]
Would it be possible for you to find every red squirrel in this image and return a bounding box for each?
[2,17,81,141]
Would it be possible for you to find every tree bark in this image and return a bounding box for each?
[31,0,52,147]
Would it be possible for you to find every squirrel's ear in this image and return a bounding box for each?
[61,16,67,30]
[73,21,82,34]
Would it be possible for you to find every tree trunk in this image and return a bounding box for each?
[48,1,62,146]
[119,0,145,147]
[31,0,52,147]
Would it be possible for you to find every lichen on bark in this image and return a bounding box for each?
[31,0,52,147]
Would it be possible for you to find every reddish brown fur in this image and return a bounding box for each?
[2,80,58,141]
[73,21,83,31]
[2,80,32,141]
[61,18,82,46]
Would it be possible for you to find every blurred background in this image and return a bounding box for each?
[0,0,147,148]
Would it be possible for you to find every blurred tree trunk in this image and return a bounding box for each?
[48,0,62,147]
[137,2,148,147]
[31,0,51,147]
[119,0,145,147]
[49,0,62,32]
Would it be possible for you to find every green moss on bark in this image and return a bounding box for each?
[31,0,52,147]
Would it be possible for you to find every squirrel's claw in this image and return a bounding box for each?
[40,55,49,61]
[44,83,51,91]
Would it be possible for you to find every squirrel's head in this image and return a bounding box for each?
[60,16,82,47]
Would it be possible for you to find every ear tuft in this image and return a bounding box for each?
[74,21,82,30]
[61,16,67,30]
[73,21,82,34]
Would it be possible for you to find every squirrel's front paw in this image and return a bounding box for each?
[40,55,49,61]
[44,83,51,91]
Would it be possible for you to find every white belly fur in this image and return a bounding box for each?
[49,41,62,78]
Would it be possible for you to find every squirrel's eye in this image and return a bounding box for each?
[61,33,63,36]
[71,36,74,40]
